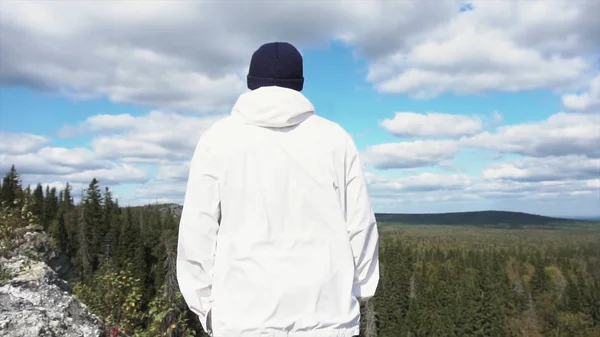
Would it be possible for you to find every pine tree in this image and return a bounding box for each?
[61,182,74,211]
[77,207,92,282]
[83,178,104,272]
[32,183,44,218]
[162,207,178,232]
[145,207,162,297]
[43,186,59,230]
[0,165,21,205]
[146,238,196,337]
[117,207,146,282]
[154,210,176,290]
[101,187,116,262]
[56,212,70,255]
[55,183,77,259]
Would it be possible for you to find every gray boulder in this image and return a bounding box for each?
[0,229,104,337]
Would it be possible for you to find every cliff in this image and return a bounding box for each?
[0,225,105,337]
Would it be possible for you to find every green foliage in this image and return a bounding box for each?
[0,202,23,258]
[0,262,12,282]
[83,178,104,272]
[370,226,600,337]
[32,183,44,219]
[0,187,39,258]
[138,284,197,337]
[43,186,58,230]
[73,262,145,335]
[51,212,70,255]
[0,165,21,206]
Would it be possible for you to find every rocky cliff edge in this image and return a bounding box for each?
[0,225,105,337]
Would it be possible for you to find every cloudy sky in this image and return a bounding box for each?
[1,0,599,218]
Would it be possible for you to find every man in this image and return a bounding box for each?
[177,41,380,337]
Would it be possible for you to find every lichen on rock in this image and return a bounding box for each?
[0,229,105,337]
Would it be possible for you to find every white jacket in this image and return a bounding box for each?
[176,86,380,337]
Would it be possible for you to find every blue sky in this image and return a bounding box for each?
[1,0,599,217]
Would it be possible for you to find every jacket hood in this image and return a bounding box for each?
[231,86,315,128]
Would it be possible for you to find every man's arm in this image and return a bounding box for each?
[176,137,221,334]
[344,135,380,301]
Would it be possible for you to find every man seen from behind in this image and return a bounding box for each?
[176,41,380,337]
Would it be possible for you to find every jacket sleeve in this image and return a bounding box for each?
[176,136,221,335]
[344,135,380,301]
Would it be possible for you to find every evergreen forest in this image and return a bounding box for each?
[1,165,599,337]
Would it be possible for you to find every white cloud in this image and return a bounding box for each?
[467,179,599,201]
[365,170,600,216]
[562,75,600,113]
[0,146,148,185]
[466,0,599,58]
[361,0,597,98]
[363,140,457,169]
[380,112,483,138]
[156,162,191,183]
[1,2,248,112]
[462,113,600,158]
[367,172,472,193]
[483,156,600,182]
[60,111,223,163]
[368,29,587,98]
[58,114,137,137]
[586,179,600,189]
[23,165,147,188]
[335,1,456,58]
[0,1,393,112]
[38,147,101,168]
[2,0,597,106]
[0,131,50,155]
[0,147,107,175]
[128,183,187,205]
[59,164,148,185]
[2,110,218,201]
[0,129,150,186]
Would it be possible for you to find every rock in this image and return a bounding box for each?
[0,231,104,337]
[44,249,76,281]
[9,225,76,281]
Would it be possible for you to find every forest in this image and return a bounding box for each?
[1,165,599,337]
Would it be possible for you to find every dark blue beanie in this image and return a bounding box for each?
[247,42,304,92]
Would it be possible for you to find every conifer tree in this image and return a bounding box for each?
[43,186,59,230]
[32,183,44,218]
[101,187,116,262]
[83,178,104,272]
[61,182,74,211]
[117,207,146,282]
[0,165,21,205]
[77,206,92,282]
[56,212,70,255]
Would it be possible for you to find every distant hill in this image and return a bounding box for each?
[145,204,588,229]
[375,210,583,227]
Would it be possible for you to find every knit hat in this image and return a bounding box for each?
[247,42,304,92]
